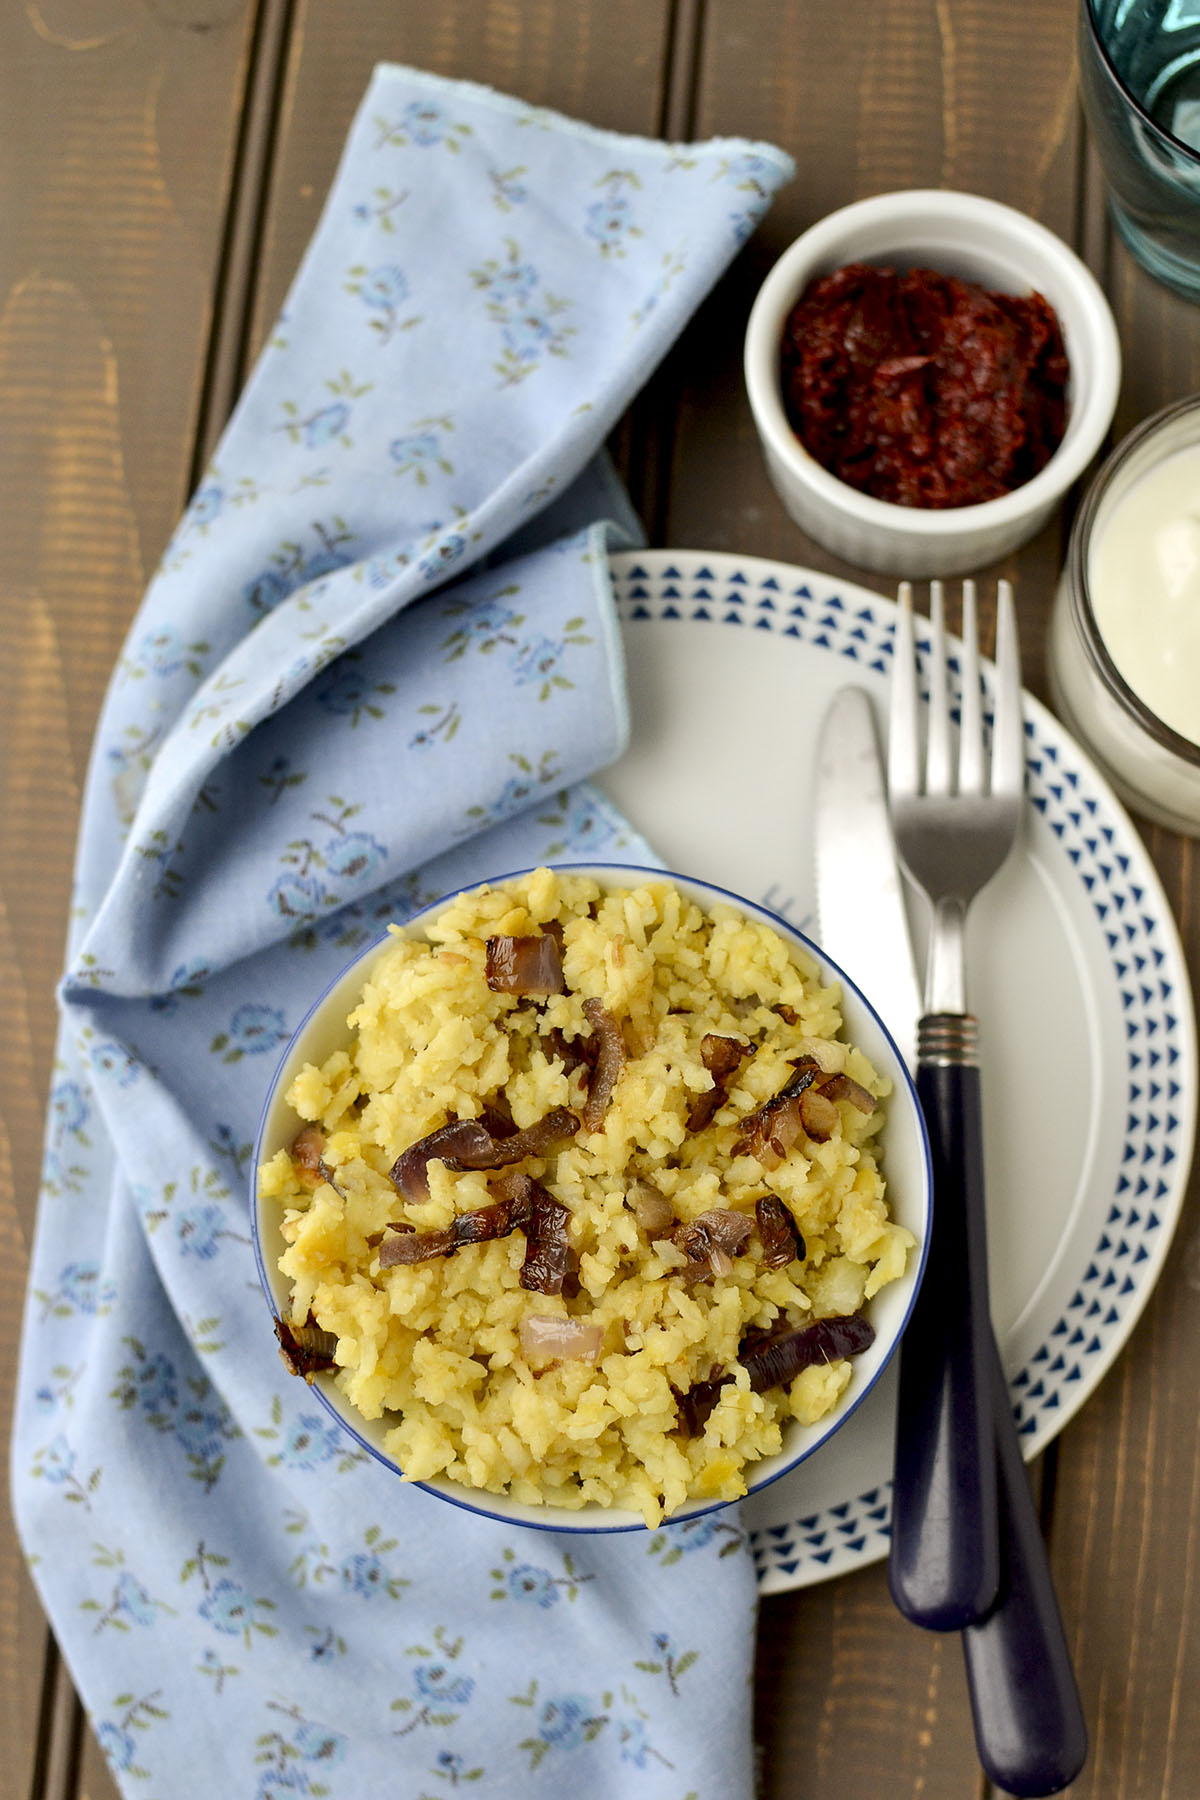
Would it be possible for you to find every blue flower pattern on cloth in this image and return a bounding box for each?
[11,61,793,1800]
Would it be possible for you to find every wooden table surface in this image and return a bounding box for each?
[4,3,1200,1796]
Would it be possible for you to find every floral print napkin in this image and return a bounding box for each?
[12,64,793,1799]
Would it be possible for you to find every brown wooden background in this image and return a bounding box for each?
[3,3,1199,1796]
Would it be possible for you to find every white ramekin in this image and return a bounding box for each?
[744,189,1121,578]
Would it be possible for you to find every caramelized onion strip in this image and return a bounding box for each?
[580,999,625,1131]
[378,1175,572,1296]
[485,933,566,995]
[677,1311,875,1434]
[389,1108,579,1201]
[275,1313,338,1382]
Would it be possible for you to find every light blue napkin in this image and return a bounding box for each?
[12,65,793,1798]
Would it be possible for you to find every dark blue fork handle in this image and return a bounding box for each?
[889,1047,1001,1628]
[961,1335,1088,1797]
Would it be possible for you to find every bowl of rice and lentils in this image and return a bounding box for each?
[253,865,931,1531]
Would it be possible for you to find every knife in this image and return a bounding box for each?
[812,684,920,1072]
[812,684,1088,1799]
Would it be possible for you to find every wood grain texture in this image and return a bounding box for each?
[0,7,258,1797]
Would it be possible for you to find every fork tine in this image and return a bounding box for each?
[925,580,953,797]
[958,579,985,797]
[889,581,921,800]
[990,579,1024,800]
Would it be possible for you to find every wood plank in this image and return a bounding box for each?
[672,2,1082,1793]
[1036,132,1200,1800]
[0,5,262,1796]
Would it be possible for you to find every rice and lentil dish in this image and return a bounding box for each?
[260,868,915,1526]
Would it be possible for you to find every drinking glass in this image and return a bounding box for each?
[1080,0,1200,301]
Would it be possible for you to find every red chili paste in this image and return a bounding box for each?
[779,263,1070,509]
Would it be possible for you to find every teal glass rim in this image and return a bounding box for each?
[1082,0,1200,165]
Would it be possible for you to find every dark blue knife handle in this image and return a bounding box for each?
[889,1041,1001,1628]
[961,1336,1088,1797]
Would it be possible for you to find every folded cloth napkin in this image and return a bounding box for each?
[12,65,793,1799]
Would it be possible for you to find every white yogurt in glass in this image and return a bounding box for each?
[1049,396,1200,835]
[1088,444,1200,746]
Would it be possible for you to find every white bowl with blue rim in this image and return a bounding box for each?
[251,863,932,1532]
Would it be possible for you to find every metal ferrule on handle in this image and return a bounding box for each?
[918,1011,980,1067]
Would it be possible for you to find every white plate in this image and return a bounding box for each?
[598,548,1197,1595]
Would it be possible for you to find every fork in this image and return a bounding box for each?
[886,577,1023,1630]
[886,580,1087,1795]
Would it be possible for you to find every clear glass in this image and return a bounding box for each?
[1048,394,1200,834]
[1080,0,1200,301]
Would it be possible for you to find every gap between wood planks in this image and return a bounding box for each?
[191,0,299,480]
[609,0,708,535]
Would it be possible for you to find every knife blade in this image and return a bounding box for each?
[813,686,919,1074]
[811,682,1087,1799]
